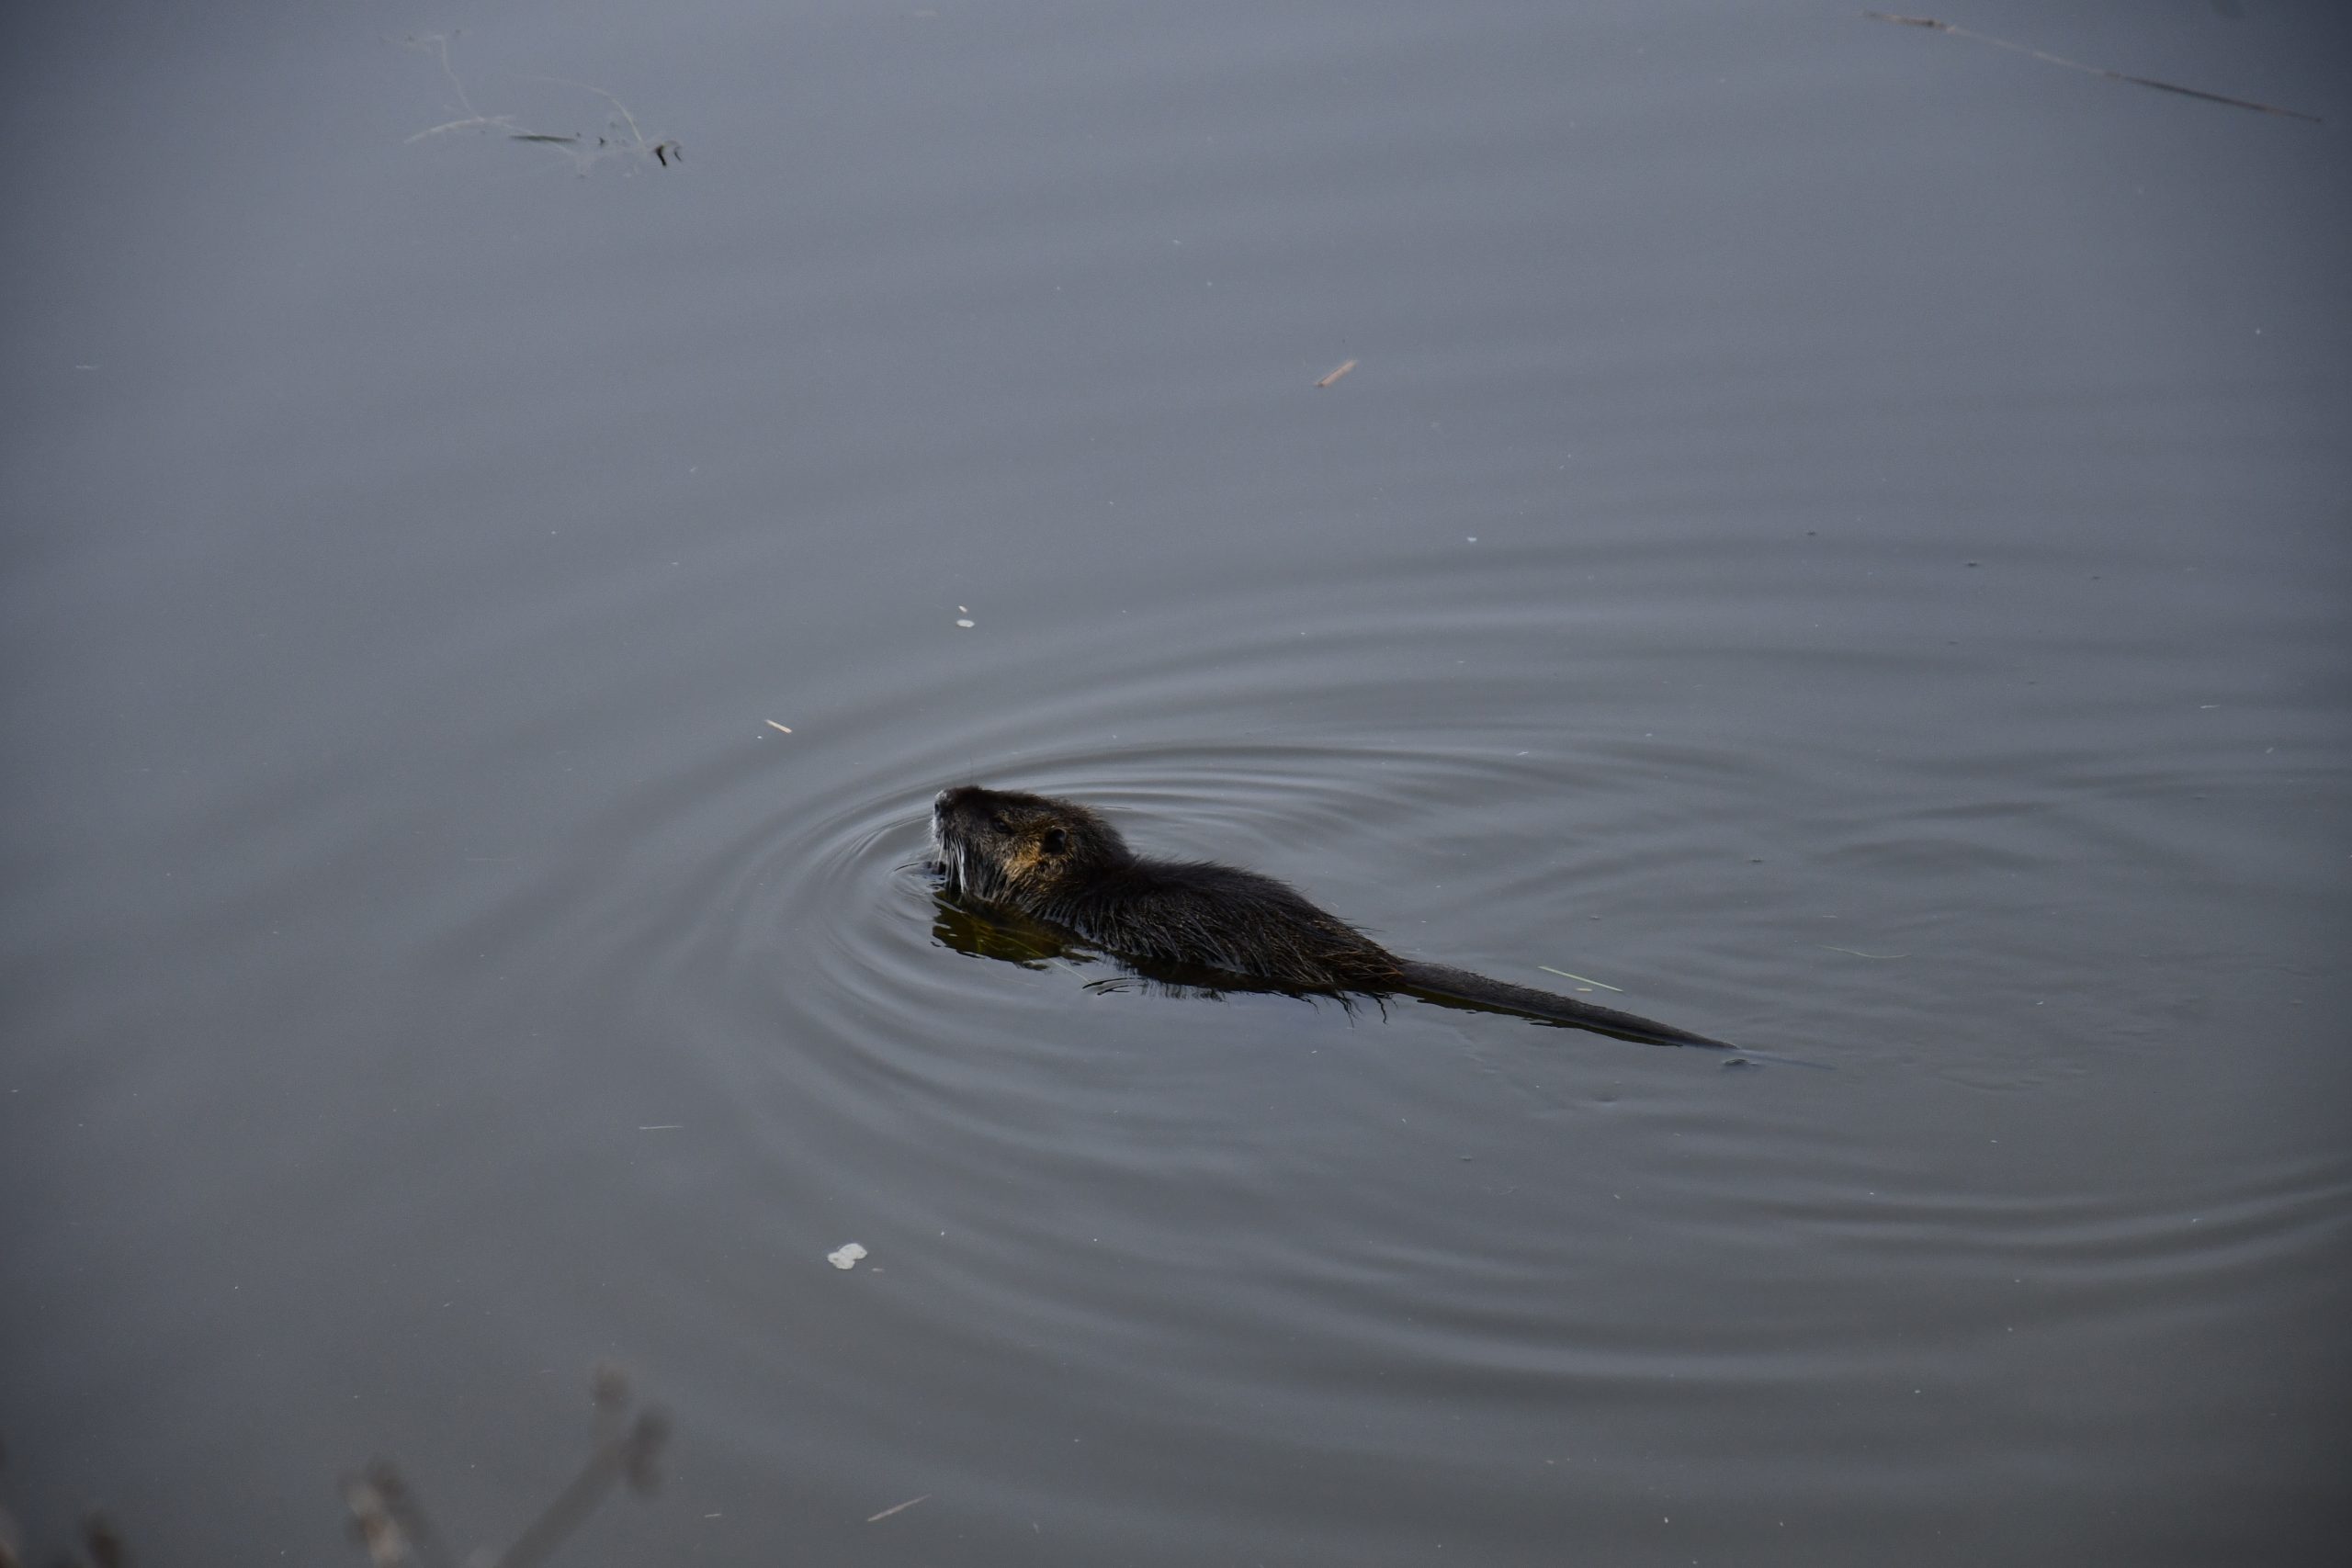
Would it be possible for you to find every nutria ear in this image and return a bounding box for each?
[1040,827,1069,855]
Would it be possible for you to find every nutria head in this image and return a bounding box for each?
[931,785,1130,908]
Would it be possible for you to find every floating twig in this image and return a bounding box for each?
[866,1495,931,1523]
[1821,945,1908,960]
[409,114,521,142]
[1315,358,1358,389]
[521,73,648,148]
[764,720,794,735]
[403,36,684,170]
[1863,12,2321,123]
[403,33,522,142]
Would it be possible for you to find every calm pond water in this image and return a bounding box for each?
[4,1,2347,1563]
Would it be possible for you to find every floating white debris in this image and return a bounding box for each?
[955,618,975,628]
[827,1242,868,1270]
[765,720,793,735]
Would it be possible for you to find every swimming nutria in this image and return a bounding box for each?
[929,784,1736,1050]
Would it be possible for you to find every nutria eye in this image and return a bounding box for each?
[1040,827,1068,854]
[988,814,1011,831]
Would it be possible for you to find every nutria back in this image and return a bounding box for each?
[930,784,1401,989]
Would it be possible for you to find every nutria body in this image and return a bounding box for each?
[929,784,1736,1050]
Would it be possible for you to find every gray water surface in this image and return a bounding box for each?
[4,2,2348,1563]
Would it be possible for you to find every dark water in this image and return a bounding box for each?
[5,1,2348,1562]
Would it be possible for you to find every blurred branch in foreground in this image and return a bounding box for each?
[342,1363,671,1568]
[0,1437,127,1568]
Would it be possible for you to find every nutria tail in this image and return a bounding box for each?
[1394,961,1736,1050]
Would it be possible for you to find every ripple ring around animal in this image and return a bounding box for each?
[928,784,1750,1053]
